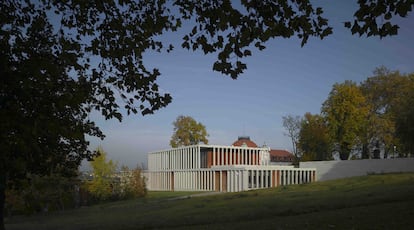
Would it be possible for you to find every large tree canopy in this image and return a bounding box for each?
[361,67,414,156]
[321,81,370,160]
[1,0,413,228]
[170,115,209,147]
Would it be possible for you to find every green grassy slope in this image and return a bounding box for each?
[6,173,414,230]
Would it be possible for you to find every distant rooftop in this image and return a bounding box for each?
[232,136,258,148]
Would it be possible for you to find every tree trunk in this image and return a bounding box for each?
[361,143,369,159]
[340,143,350,160]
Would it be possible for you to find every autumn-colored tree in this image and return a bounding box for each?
[170,116,209,147]
[322,81,370,160]
[120,165,147,199]
[87,148,117,201]
[361,67,414,156]
[395,83,414,155]
[299,113,331,161]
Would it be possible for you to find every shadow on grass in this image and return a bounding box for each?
[5,173,414,230]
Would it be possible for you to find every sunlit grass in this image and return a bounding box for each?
[5,173,414,229]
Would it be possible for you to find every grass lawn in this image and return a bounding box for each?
[5,173,414,229]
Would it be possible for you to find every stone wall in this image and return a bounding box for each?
[299,158,414,181]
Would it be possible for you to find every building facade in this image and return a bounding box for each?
[145,141,316,192]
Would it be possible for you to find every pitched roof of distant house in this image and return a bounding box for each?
[269,149,294,157]
[232,136,258,148]
[269,149,294,162]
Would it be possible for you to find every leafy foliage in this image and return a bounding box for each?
[178,0,332,78]
[299,113,331,161]
[87,148,118,201]
[119,165,147,199]
[5,174,79,216]
[170,115,209,147]
[321,81,370,160]
[344,0,414,38]
[361,67,414,156]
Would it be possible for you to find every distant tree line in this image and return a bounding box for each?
[283,67,414,161]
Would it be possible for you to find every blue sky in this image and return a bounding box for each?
[86,1,414,169]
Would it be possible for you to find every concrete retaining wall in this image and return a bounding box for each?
[299,158,414,181]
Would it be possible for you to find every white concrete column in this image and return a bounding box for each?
[243,170,248,191]
[210,171,214,191]
[160,153,163,170]
[261,170,264,188]
[201,170,203,191]
[181,149,184,169]
[187,148,191,169]
[233,170,236,192]
[255,170,258,188]
[229,148,232,165]
[154,154,157,170]
[208,171,212,191]
[163,152,168,169]
[194,171,197,190]
[163,152,166,169]
[190,149,193,169]
[159,153,161,169]
[207,171,210,191]
[175,149,179,169]
[200,171,203,191]
[224,147,227,165]
[219,171,222,192]
[182,149,186,169]
[239,170,243,191]
[241,149,244,164]
[172,150,174,169]
[193,147,197,169]
[270,170,273,188]
[194,171,198,190]
[188,171,192,190]
[177,150,181,169]
[205,171,208,191]
[212,171,216,191]
[228,171,231,192]
[190,148,193,169]
[233,171,237,192]
[286,170,289,185]
[185,148,188,169]
[199,146,202,169]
